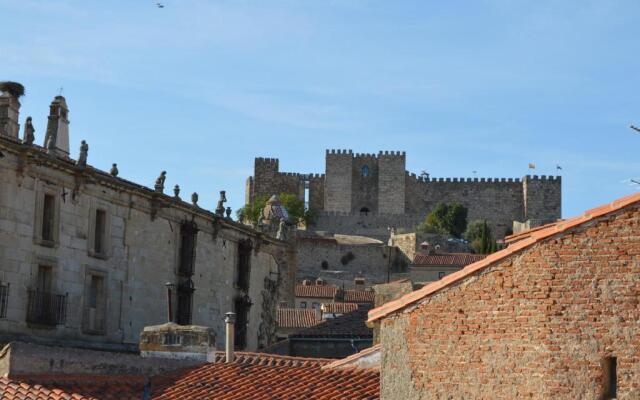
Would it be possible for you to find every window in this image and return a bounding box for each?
[236,240,252,291]
[360,207,370,216]
[27,265,67,326]
[361,165,369,177]
[94,210,106,255]
[176,279,194,325]
[438,272,446,279]
[300,302,307,309]
[0,282,9,319]
[41,194,55,242]
[312,302,319,309]
[84,273,106,334]
[234,297,251,350]
[178,221,198,276]
[603,357,617,399]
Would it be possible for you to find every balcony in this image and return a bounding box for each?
[26,289,67,326]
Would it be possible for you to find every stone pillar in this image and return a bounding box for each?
[0,82,23,139]
[44,95,70,156]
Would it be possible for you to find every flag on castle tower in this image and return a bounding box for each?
[528,163,536,169]
[556,164,562,171]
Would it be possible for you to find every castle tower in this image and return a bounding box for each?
[0,82,23,139]
[44,95,70,156]
[377,151,406,214]
[522,175,562,222]
[324,149,353,213]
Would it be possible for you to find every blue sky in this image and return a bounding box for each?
[1,0,639,217]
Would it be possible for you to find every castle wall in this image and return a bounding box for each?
[251,157,304,202]
[0,139,293,352]
[295,237,407,288]
[351,153,379,214]
[308,174,325,213]
[523,175,562,222]
[324,150,353,213]
[378,152,406,214]
[313,212,425,241]
[405,174,529,238]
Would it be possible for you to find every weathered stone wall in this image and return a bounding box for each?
[351,153,379,214]
[296,236,407,287]
[380,204,640,399]
[324,150,353,213]
[0,139,292,352]
[308,174,325,213]
[523,175,562,221]
[313,212,424,241]
[378,152,405,214]
[249,157,304,203]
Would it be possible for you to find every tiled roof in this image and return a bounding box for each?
[277,308,321,328]
[295,284,338,299]
[5,353,378,399]
[150,359,380,400]
[343,289,375,303]
[323,344,381,370]
[369,191,640,323]
[291,306,373,338]
[321,302,359,314]
[412,252,486,267]
[1,376,144,400]
[211,351,330,367]
[504,221,561,244]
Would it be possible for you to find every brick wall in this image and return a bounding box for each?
[380,205,640,399]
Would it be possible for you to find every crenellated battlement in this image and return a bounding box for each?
[308,173,325,179]
[326,149,354,155]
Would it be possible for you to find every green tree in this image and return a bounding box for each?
[417,202,468,238]
[469,219,499,254]
[236,193,317,226]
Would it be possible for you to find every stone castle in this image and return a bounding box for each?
[246,149,562,239]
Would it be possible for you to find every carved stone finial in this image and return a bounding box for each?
[191,192,199,206]
[215,190,227,217]
[76,140,89,168]
[225,207,232,219]
[155,171,166,193]
[45,133,56,153]
[110,163,119,177]
[23,116,35,145]
[174,184,180,198]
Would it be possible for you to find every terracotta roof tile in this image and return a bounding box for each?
[292,305,373,338]
[411,252,486,267]
[277,308,321,328]
[0,376,143,400]
[295,284,338,299]
[321,302,359,314]
[343,289,375,303]
[368,191,640,323]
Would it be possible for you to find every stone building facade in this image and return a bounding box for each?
[0,86,296,352]
[368,192,640,399]
[246,150,562,239]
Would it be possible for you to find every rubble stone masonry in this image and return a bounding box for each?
[380,204,640,399]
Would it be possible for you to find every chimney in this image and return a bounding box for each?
[44,95,70,156]
[0,81,24,139]
[225,312,236,363]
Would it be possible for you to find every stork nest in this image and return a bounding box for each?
[0,82,25,98]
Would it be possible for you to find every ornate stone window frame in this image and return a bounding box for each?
[81,266,108,336]
[33,182,61,248]
[87,202,111,260]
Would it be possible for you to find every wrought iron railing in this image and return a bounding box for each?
[0,284,8,318]
[26,289,67,326]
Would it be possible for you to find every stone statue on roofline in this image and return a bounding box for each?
[155,171,166,193]
[23,116,35,145]
[45,133,56,153]
[110,163,119,177]
[191,192,199,206]
[77,140,88,168]
[215,191,227,217]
